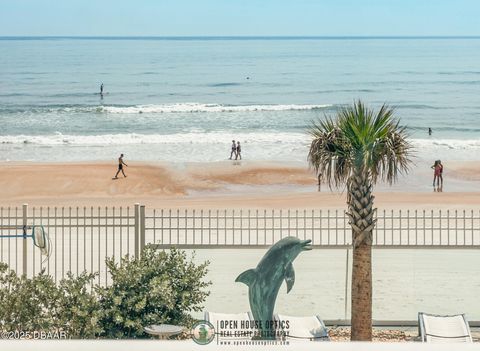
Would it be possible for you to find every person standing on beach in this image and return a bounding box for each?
[229,140,237,159]
[431,160,442,188]
[114,154,128,179]
[235,141,242,160]
[438,160,444,187]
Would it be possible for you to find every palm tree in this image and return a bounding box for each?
[308,100,412,341]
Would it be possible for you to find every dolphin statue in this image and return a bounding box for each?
[235,236,312,339]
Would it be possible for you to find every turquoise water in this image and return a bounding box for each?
[1,37,480,162]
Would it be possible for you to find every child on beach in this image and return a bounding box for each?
[114,154,128,179]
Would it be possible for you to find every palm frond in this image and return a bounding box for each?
[307,100,412,187]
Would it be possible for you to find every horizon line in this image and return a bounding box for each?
[1,35,480,40]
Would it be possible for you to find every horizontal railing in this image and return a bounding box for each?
[0,205,479,285]
[145,209,480,248]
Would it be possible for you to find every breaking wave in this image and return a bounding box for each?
[2,103,332,114]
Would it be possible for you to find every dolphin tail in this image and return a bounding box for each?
[235,269,256,286]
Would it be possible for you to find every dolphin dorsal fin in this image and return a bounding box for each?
[285,263,295,293]
[235,269,256,286]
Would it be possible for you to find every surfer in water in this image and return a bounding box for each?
[113,154,128,179]
[100,83,104,98]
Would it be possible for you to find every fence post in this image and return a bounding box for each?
[140,205,146,254]
[134,203,140,259]
[22,203,28,276]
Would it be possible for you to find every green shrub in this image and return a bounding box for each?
[0,263,58,332]
[0,263,101,338]
[56,272,102,338]
[97,245,211,338]
[0,246,210,339]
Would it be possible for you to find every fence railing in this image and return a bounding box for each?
[145,208,480,248]
[0,204,137,286]
[1,204,479,285]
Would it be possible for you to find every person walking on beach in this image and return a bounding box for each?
[229,140,237,159]
[114,154,128,179]
[235,141,242,160]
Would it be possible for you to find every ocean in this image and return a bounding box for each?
[1,37,480,163]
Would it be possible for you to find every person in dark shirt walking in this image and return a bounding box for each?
[113,154,128,179]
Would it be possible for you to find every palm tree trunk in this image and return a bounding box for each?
[351,238,372,340]
[348,171,375,341]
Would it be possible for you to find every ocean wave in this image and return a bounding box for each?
[0,103,331,114]
[207,82,243,87]
[411,139,480,150]
[0,131,309,145]
[408,126,480,133]
[1,134,479,150]
[100,103,331,114]
[395,104,446,110]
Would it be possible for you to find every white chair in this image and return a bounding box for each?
[274,313,329,341]
[418,312,473,343]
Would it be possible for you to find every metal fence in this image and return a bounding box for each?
[1,204,479,285]
[0,204,137,286]
[145,208,480,248]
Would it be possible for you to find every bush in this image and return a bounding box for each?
[0,263,101,338]
[0,263,58,332]
[97,245,211,338]
[0,246,210,339]
[56,272,102,338]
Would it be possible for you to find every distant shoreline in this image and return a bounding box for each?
[2,35,480,41]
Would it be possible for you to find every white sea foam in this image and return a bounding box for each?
[411,138,480,150]
[2,135,480,163]
[33,103,331,114]
[0,131,309,145]
[98,103,331,114]
[2,134,479,152]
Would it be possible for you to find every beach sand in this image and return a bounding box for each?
[0,160,479,209]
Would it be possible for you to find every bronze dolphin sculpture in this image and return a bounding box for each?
[235,236,312,339]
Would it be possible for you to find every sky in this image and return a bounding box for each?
[1,0,479,37]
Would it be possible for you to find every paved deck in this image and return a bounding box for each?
[1,340,480,350]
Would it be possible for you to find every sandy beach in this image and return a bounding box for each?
[0,160,479,209]
[0,162,480,209]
